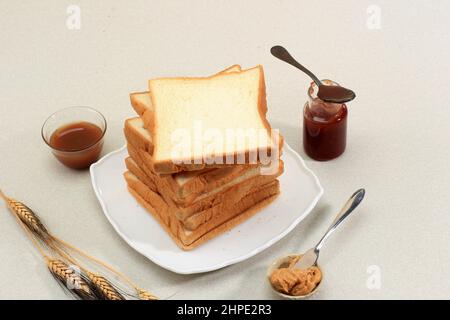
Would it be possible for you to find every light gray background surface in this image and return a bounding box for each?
[1,0,449,299]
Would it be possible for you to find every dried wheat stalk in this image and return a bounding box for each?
[1,188,158,300]
[137,288,158,300]
[47,258,98,300]
[0,191,49,240]
[87,272,125,300]
[51,235,159,300]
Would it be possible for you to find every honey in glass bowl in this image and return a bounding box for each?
[42,107,107,169]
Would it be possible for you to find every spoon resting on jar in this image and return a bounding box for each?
[270,45,356,103]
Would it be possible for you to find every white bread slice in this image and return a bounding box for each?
[129,64,242,120]
[129,91,152,117]
[125,118,269,204]
[148,65,276,174]
[125,171,280,250]
[128,64,279,176]
[124,117,153,154]
[125,155,283,229]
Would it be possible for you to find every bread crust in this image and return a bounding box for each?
[127,141,283,206]
[129,91,149,116]
[124,116,285,199]
[124,118,154,154]
[124,115,284,178]
[126,155,283,229]
[126,173,280,250]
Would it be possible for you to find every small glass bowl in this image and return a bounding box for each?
[41,106,107,169]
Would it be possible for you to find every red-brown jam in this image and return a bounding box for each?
[303,80,348,161]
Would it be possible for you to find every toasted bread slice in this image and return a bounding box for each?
[147,65,276,174]
[125,171,280,250]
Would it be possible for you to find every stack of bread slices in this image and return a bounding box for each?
[124,64,284,250]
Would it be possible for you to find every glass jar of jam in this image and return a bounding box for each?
[303,80,347,161]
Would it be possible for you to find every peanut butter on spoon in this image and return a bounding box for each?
[268,189,365,298]
[269,256,322,296]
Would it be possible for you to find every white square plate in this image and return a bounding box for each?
[90,143,323,274]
